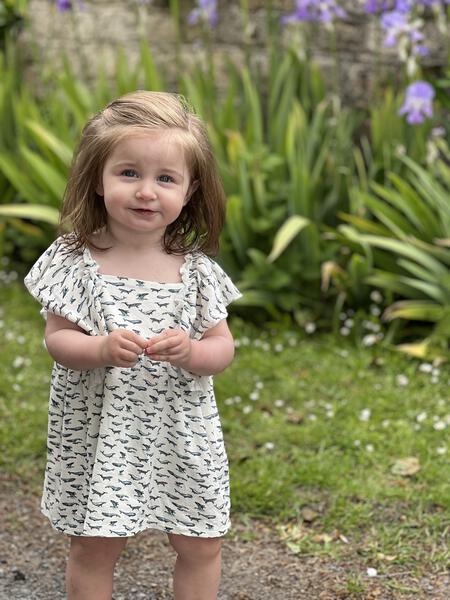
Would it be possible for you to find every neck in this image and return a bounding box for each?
[104,224,165,253]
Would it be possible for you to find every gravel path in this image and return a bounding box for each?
[1,477,449,599]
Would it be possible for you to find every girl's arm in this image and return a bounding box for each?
[45,313,147,370]
[187,320,235,376]
[145,320,235,376]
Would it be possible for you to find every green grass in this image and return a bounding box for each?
[1,280,450,572]
[216,323,450,570]
[1,281,52,484]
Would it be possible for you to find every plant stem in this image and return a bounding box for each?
[240,0,251,69]
[330,25,341,101]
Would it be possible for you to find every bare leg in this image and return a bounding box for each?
[168,533,222,600]
[66,536,128,600]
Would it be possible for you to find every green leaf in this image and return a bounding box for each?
[7,217,44,238]
[225,194,250,263]
[366,271,425,298]
[401,155,450,229]
[348,253,371,299]
[267,215,310,262]
[248,247,269,268]
[59,59,93,125]
[338,210,390,236]
[115,46,138,95]
[353,147,369,192]
[0,152,39,203]
[232,289,279,317]
[241,67,263,145]
[268,53,295,152]
[0,203,59,225]
[397,258,445,286]
[384,300,445,322]
[395,340,431,359]
[25,120,73,166]
[20,145,66,203]
[340,228,448,276]
[387,173,440,238]
[139,40,163,91]
[93,63,113,108]
[395,276,447,304]
[365,189,416,238]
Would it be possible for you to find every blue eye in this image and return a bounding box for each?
[121,169,138,178]
[158,174,174,183]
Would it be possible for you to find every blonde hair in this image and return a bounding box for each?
[59,91,226,255]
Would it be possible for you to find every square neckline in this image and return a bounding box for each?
[84,245,190,288]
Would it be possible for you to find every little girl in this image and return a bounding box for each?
[24,90,241,600]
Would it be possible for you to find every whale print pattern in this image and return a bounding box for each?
[24,236,241,538]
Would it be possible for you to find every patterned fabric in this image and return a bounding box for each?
[24,235,242,538]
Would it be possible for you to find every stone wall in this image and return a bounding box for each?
[23,1,448,106]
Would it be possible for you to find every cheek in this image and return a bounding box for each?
[182,183,194,206]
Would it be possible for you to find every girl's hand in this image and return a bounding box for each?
[100,329,147,368]
[145,328,191,369]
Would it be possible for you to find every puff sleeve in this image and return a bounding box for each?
[24,236,105,335]
[188,253,242,338]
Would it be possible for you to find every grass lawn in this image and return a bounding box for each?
[1,280,449,574]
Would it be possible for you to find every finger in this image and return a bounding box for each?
[147,347,184,362]
[146,331,182,351]
[121,339,145,355]
[147,329,177,346]
[119,349,140,363]
[121,329,148,349]
[148,338,180,354]
[118,359,137,368]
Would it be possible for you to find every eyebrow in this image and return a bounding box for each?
[159,167,185,178]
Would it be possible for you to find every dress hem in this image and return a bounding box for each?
[41,507,231,539]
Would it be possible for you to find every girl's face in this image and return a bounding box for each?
[97,131,192,244]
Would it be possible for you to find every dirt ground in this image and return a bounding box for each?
[1,476,449,600]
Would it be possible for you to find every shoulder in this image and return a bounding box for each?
[23,234,101,334]
[45,234,84,267]
[188,251,226,277]
[25,234,85,284]
[187,251,241,300]
[185,252,232,289]
[42,233,82,258]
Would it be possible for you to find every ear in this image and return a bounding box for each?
[183,180,199,206]
[96,180,104,196]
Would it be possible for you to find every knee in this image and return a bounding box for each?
[69,536,128,569]
[169,534,222,564]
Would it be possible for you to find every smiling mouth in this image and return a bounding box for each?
[132,208,156,214]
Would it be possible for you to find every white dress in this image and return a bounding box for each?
[24,235,241,538]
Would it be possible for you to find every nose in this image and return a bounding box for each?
[136,180,157,201]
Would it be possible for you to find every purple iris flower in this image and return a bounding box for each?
[56,0,72,10]
[188,0,218,28]
[55,0,85,11]
[365,0,450,14]
[398,0,450,7]
[365,0,390,13]
[416,0,450,4]
[399,81,435,124]
[394,0,413,10]
[282,0,347,25]
[381,10,428,57]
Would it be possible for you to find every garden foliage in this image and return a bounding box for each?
[1,0,450,355]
